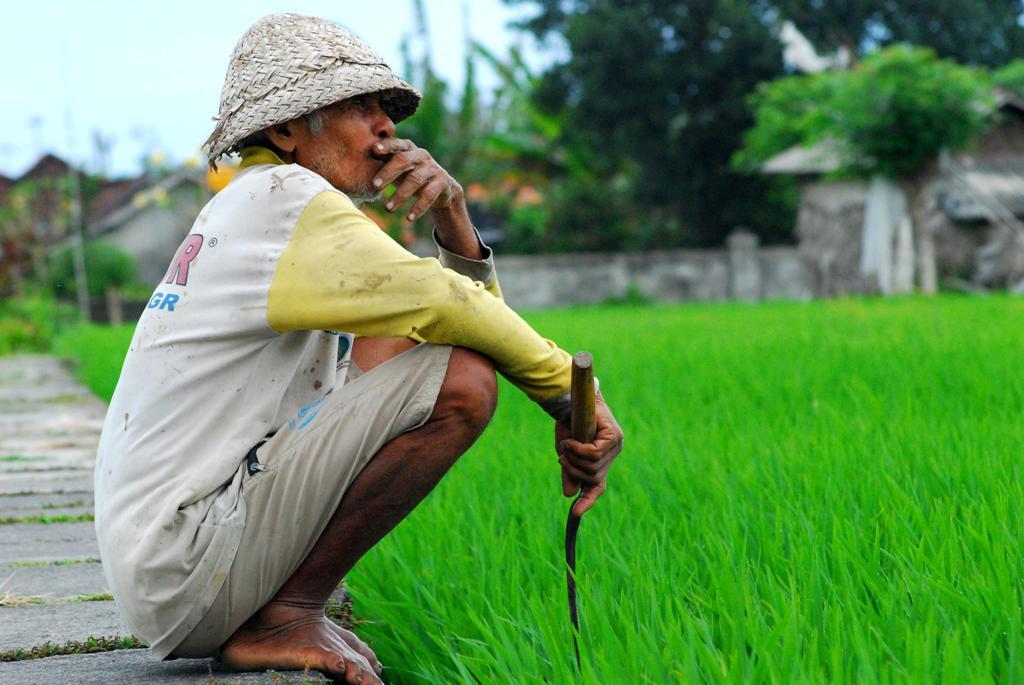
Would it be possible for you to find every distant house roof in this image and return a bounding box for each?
[761,138,843,175]
[89,176,150,226]
[17,153,74,182]
[89,168,206,235]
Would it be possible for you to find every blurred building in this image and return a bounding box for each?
[0,153,214,292]
[762,90,1024,294]
[87,169,210,285]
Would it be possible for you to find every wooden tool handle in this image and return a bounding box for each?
[566,351,595,670]
[570,352,597,443]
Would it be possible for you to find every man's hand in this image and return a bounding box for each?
[371,138,460,220]
[556,392,624,517]
[371,138,482,260]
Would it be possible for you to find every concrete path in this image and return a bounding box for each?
[0,356,329,684]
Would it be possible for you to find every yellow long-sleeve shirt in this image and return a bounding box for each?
[94,146,571,657]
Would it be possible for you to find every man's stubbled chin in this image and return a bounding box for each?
[349,192,383,207]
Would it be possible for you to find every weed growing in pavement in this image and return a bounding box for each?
[1,465,91,474]
[0,592,48,607]
[2,489,92,497]
[0,635,143,662]
[40,500,90,509]
[42,394,89,404]
[0,512,94,525]
[9,558,100,568]
[66,592,114,603]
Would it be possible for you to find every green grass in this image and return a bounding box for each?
[52,324,135,402]
[0,294,79,355]
[48,295,1024,683]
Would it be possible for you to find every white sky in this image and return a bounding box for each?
[0,0,549,178]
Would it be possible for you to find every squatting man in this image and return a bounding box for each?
[94,13,623,684]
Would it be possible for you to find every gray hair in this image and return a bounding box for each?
[305,108,326,135]
[234,108,327,155]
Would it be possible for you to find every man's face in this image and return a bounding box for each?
[294,93,396,199]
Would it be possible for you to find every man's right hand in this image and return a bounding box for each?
[371,137,483,261]
[555,393,624,516]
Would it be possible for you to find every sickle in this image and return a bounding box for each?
[565,352,596,673]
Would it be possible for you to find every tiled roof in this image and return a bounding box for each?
[17,154,73,182]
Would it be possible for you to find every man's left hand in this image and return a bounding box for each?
[556,392,624,517]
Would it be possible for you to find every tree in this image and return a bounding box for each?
[505,0,795,247]
[735,45,994,292]
[505,0,1024,248]
[993,59,1024,95]
[772,0,1024,68]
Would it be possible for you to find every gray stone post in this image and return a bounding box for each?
[728,228,762,301]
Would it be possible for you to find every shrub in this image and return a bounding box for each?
[0,294,79,355]
[48,241,137,299]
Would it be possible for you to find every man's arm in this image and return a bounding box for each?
[323,137,622,511]
[370,138,482,259]
[370,138,504,300]
[267,189,571,410]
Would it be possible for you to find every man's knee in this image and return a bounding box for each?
[436,347,497,433]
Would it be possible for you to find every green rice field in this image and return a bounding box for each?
[56,296,1024,684]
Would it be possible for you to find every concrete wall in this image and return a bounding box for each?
[494,230,814,309]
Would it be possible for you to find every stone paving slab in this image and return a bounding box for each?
[0,460,94,474]
[0,560,107,597]
[0,505,92,520]
[0,432,102,450]
[0,436,100,455]
[0,522,98,564]
[0,404,105,426]
[0,468,92,481]
[0,492,93,511]
[0,449,96,464]
[0,475,94,495]
[0,409,104,428]
[0,386,97,403]
[0,356,342,682]
[0,601,128,651]
[0,650,330,684]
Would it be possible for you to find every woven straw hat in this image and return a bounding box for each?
[205,13,421,163]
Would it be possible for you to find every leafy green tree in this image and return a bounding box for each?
[993,59,1024,95]
[468,41,640,254]
[506,0,1024,247]
[472,42,594,183]
[505,0,796,247]
[737,47,993,177]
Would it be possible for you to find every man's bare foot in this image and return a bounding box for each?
[221,603,382,684]
[326,621,383,674]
